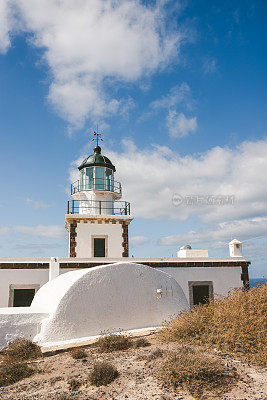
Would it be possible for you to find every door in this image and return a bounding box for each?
[93,237,106,257]
[192,285,210,305]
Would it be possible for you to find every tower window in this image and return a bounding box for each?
[92,236,107,257]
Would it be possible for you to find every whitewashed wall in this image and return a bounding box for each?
[0,270,49,307]
[157,266,243,303]
[0,265,243,308]
[0,308,48,350]
[75,222,123,257]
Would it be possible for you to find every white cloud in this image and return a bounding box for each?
[202,57,217,74]
[166,111,197,137]
[139,82,193,123]
[26,198,52,209]
[14,243,63,250]
[150,82,191,110]
[1,0,185,127]
[70,138,267,225]
[0,1,12,52]
[159,217,267,246]
[130,236,150,246]
[13,225,66,239]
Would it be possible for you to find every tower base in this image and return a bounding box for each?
[65,214,133,258]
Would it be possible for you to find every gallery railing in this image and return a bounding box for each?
[67,200,130,215]
[71,178,122,195]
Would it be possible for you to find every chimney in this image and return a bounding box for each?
[49,257,59,281]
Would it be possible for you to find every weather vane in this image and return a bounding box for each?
[92,126,103,146]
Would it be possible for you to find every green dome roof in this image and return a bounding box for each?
[78,146,116,171]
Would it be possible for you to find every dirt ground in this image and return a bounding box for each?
[0,334,266,400]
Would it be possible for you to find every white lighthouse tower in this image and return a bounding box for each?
[65,133,133,258]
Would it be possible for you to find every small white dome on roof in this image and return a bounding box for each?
[229,239,242,245]
[180,244,192,250]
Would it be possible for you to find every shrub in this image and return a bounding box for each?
[0,361,35,387]
[67,378,81,391]
[160,284,267,365]
[70,348,87,359]
[133,338,151,348]
[96,332,132,352]
[147,348,164,361]
[89,362,119,386]
[2,338,42,361]
[157,348,238,399]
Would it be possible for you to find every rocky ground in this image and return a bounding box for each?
[0,334,266,400]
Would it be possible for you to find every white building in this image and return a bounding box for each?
[0,143,250,313]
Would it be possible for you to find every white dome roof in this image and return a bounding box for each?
[31,262,188,346]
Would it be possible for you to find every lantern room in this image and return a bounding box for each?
[71,146,122,198]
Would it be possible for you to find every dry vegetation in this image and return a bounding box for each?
[160,284,267,366]
[0,361,35,387]
[95,332,133,352]
[157,347,238,399]
[133,337,151,348]
[0,286,266,399]
[89,361,119,386]
[2,338,42,361]
[0,333,266,399]
[70,348,87,360]
[0,339,42,387]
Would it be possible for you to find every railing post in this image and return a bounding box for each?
[67,201,69,214]
[99,201,101,215]
[72,200,74,214]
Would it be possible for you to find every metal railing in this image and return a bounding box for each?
[71,178,122,195]
[67,200,130,215]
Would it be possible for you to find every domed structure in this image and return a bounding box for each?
[180,245,192,250]
[31,262,188,347]
[78,146,116,171]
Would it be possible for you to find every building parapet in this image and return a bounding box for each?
[0,257,250,269]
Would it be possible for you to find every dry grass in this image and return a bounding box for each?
[89,362,119,386]
[70,348,87,359]
[95,332,133,352]
[0,360,35,387]
[133,337,151,348]
[157,347,238,399]
[1,338,42,361]
[160,284,267,366]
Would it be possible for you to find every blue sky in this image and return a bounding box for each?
[0,0,266,277]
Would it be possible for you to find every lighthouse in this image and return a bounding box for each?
[65,133,133,258]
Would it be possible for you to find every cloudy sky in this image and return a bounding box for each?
[0,0,266,277]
